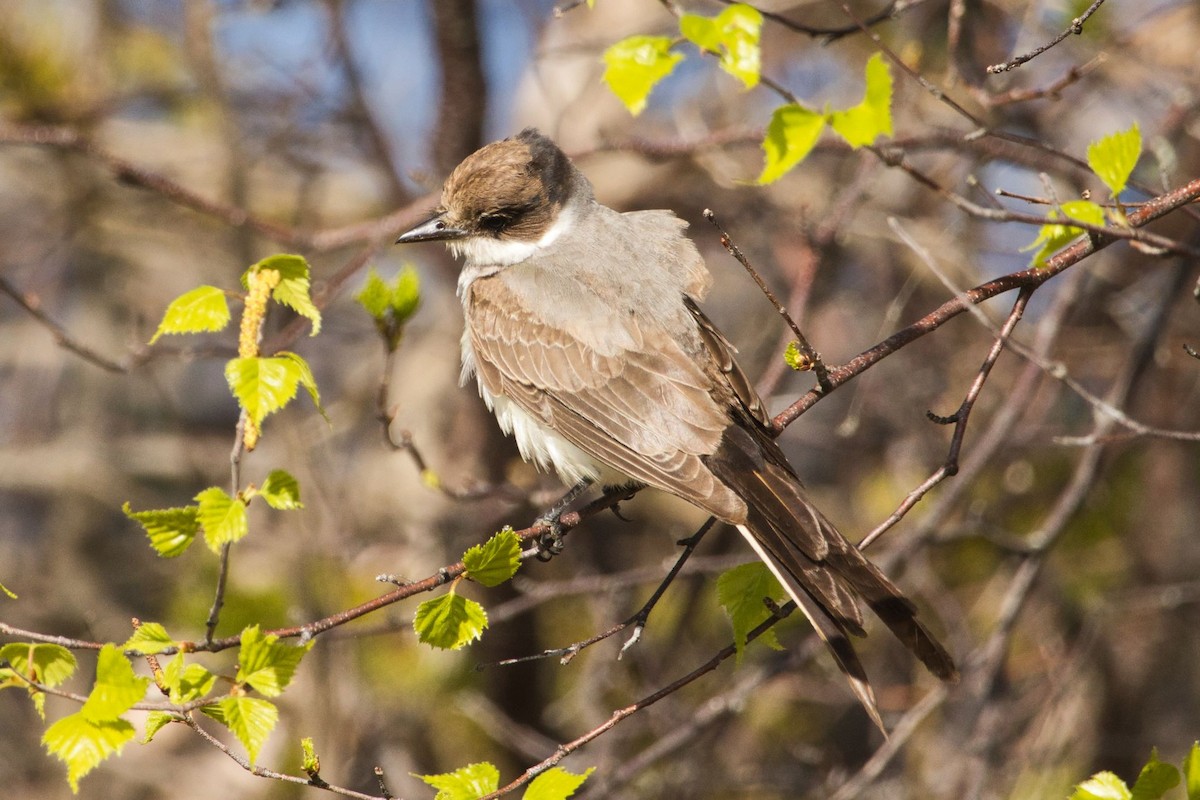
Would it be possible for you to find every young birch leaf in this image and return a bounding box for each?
[463,527,522,587]
[80,644,150,723]
[391,265,422,323]
[1130,749,1180,800]
[757,103,825,184]
[142,710,179,743]
[0,580,15,599]
[1183,741,1200,800]
[201,696,279,764]
[235,624,313,697]
[355,268,392,320]
[680,4,763,88]
[149,285,230,344]
[827,53,893,147]
[122,502,199,558]
[1022,199,1106,267]
[276,351,327,421]
[251,254,321,335]
[259,469,302,510]
[413,592,488,650]
[43,711,136,792]
[0,642,76,719]
[717,562,785,659]
[416,762,500,800]
[161,652,217,704]
[1071,771,1132,800]
[602,35,684,116]
[194,487,248,552]
[524,766,596,800]
[120,622,176,656]
[225,355,302,429]
[1087,122,1141,197]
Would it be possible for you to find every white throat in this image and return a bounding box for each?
[454,205,578,297]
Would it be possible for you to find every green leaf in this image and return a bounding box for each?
[121,622,176,655]
[301,736,320,775]
[194,487,249,552]
[0,642,76,719]
[717,562,785,659]
[827,53,893,148]
[259,469,303,510]
[524,766,596,800]
[416,762,500,800]
[757,103,826,184]
[122,502,199,558]
[80,644,150,722]
[413,592,488,650]
[1022,198,1106,266]
[356,266,421,325]
[276,351,327,421]
[142,710,179,743]
[1087,122,1141,197]
[1131,749,1180,800]
[783,341,816,371]
[680,4,763,89]
[249,254,321,335]
[236,624,312,698]
[602,35,684,116]
[1183,741,1200,800]
[149,285,231,344]
[43,711,136,792]
[161,652,217,704]
[225,355,302,429]
[1071,771,1133,800]
[201,696,278,765]
[463,527,522,588]
[1,580,16,599]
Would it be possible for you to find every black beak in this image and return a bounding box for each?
[395,212,468,244]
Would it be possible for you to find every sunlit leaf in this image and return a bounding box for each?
[1184,741,1200,800]
[259,469,303,510]
[161,652,217,704]
[247,254,321,335]
[43,711,136,792]
[416,762,500,800]
[235,624,312,698]
[1070,771,1133,800]
[1087,122,1141,197]
[828,53,893,147]
[463,527,522,588]
[142,710,179,743]
[757,103,825,184]
[121,622,176,656]
[524,766,596,800]
[413,592,488,650]
[225,355,301,429]
[149,285,230,344]
[680,4,762,88]
[1022,199,1106,267]
[194,487,248,552]
[602,35,684,116]
[0,642,76,719]
[80,645,150,723]
[122,502,199,558]
[201,696,278,765]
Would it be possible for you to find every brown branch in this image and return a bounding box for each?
[772,175,1200,430]
[987,0,1107,74]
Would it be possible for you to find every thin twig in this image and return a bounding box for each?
[987,0,1107,74]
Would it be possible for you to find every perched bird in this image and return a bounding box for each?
[397,128,957,730]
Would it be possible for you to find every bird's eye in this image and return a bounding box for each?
[479,211,513,235]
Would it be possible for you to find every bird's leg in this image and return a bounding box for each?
[534,478,593,561]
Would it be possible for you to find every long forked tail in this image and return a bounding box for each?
[709,431,957,732]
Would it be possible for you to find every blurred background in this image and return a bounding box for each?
[1,1,1199,798]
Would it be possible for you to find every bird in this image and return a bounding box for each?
[397,128,957,731]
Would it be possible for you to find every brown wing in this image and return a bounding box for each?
[466,274,745,517]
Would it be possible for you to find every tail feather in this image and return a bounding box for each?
[706,426,958,730]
